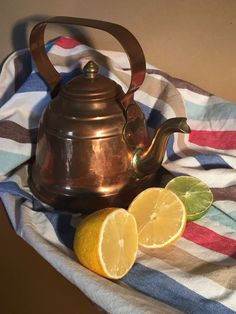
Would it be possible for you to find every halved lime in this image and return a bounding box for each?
[165,176,213,221]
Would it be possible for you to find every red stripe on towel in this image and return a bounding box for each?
[183,222,236,259]
[189,130,236,150]
[54,37,81,48]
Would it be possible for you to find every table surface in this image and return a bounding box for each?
[0,201,102,314]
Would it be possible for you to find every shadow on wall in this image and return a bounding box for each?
[11,14,94,51]
[1,14,93,70]
[0,14,98,104]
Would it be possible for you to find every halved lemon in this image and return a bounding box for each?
[73,207,138,279]
[165,176,213,221]
[128,188,187,248]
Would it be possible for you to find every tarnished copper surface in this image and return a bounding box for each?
[28,16,190,213]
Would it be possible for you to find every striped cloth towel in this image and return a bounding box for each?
[0,37,236,314]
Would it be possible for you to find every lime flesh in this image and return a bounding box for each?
[165,176,213,221]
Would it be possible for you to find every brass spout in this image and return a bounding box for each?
[133,117,191,177]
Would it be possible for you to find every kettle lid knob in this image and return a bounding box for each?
[83,61,99,78]
[61,59,118,101]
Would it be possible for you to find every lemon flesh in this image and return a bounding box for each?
[166,176,213,221]
[128,188,187,248]
[73,208,138,279]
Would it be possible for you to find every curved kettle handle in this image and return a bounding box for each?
[29,16,146,105]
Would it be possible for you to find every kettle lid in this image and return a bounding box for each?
[61,61,120,101]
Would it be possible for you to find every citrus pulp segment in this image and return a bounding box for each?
[128,188,187,248]
[165,176,213,221]
[73,207,138,279]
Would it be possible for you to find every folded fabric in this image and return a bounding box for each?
[0,37,236,313]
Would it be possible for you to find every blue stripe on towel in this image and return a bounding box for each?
[0,151,29,174]
[17,69,82,93]
[0,180,76,249]
[17,73,49,92]
[166,134,181,161]
[139,103,164,128]
[0,181,33,201]
[44,211,75,250]
[194,154,232,170]
[0,180,55,213]
[205,205,236,231]
[185,100,236,121]
[122,263,234,314]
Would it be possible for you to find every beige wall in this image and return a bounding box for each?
[1,0,236,102]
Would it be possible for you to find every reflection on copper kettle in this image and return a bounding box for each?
[28,16,191,213]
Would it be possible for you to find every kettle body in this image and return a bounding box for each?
[29,62,152,212]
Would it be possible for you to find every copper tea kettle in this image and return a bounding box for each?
[28,16,190,213]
